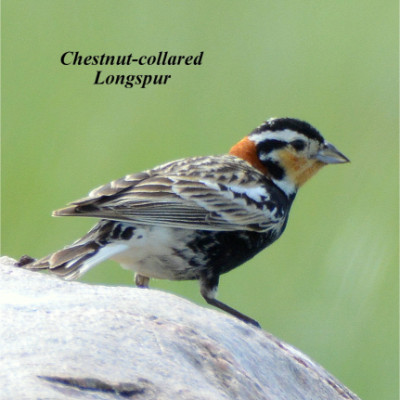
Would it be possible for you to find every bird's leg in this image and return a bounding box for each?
[200,273,261,328]
[135,273,150,288]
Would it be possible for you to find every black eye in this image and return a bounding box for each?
[291,140,305,151]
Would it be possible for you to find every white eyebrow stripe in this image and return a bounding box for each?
[249,129,303,144]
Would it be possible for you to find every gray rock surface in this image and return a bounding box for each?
[0,256,360,400]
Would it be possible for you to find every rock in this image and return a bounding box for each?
[0,256,360,400]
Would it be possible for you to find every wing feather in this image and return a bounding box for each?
[53,156,283,232]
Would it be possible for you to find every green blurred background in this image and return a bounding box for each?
[2,1,398,399]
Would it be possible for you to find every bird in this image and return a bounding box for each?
[19,117,349,327]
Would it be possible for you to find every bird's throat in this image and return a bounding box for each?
[277,150,325,188]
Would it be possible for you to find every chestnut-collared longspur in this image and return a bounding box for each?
[21,117,349,327]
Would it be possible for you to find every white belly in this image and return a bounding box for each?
[110,225,200,280]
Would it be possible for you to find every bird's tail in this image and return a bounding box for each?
[19,220,128,280]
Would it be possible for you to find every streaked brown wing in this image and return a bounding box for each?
[53,156,277,232]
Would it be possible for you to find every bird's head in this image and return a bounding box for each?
[229,117,349,197]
